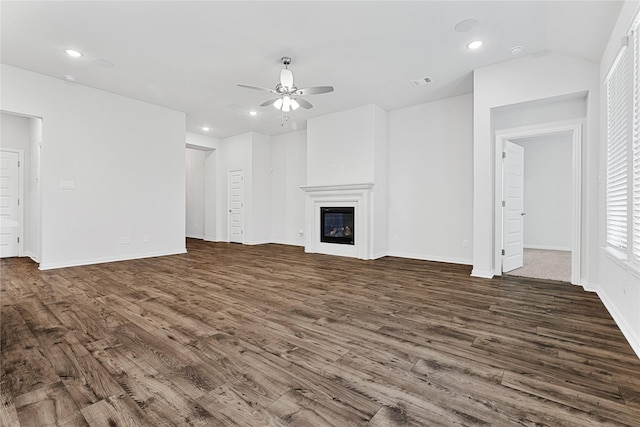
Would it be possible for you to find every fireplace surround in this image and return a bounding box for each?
[300,183,373,259]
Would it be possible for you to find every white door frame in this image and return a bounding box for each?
[0,149,25,257]
[494,120,582,284]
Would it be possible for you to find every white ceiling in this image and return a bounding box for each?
[1,1,623,139]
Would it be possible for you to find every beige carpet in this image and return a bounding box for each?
[505,249,571,282]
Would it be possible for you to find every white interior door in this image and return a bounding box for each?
[228,170,244,243]
[503,141,525,272]
[0,151,21,258]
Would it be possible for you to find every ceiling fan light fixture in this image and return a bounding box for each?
[239,56,333,118]
[282,95,291,112]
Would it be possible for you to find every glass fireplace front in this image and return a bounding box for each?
[320,207,354,245]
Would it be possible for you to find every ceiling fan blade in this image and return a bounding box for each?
[295,97,313,109]
[260,98,280,107]
[295,86,334,95]
[238,84,277,94]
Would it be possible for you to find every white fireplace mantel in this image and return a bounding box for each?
[300,183,374,193]
[300,183,374,259]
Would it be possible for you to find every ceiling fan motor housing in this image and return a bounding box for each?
[279,70,294,91]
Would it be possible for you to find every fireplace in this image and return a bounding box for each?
[320,207,354,245]
[300,182,373,259]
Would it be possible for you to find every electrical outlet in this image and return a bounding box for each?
[119,236,131,245]
[143,235,149,243]
[462,240,469,248]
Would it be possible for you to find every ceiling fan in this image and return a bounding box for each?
[238,56,334,115]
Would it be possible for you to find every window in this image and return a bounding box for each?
[606,44,629,250]
[606,12,640,260]
[633,22,640,258]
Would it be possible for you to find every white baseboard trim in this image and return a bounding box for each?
[386,251,472,266]
[186,233,204,239]
[22,251,40,263]
[471,268,495,279]
[594,285,640,360]
[524,244,572,251]
[270,239,305,247]
[38,248,187,271]
[580,280,599,293]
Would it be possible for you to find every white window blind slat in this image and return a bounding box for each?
[633,22,640,258]
[606,44,629,250]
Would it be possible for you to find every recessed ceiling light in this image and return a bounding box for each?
[65,49,83,58]
[201,127,210,132]
[511,45,524,55]
[467,40,483,50]
[455,18,479,33]
[249,111,257,116]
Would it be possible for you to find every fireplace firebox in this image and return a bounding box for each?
[320,207,354,245]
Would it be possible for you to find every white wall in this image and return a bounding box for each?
[516,134,572,250]
[306,104,377,185]
[270,130,307,246]
[204,150,218,242]
[373,105,389,259]
[185,148,207,239]
[492,95,587,130]
[1,65,186,269]
[29,117,42,261]
[472,53,600,280]
[388,94,473,264]
[251,133,272,244]
[598,0,640,358]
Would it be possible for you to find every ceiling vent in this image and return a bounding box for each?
[410,77,432,87]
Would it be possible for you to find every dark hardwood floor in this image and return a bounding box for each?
[2,239,640,426]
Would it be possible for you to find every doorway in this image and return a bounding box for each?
[494,121,581,284]
[0,111,41,262]
[227,169,244,243]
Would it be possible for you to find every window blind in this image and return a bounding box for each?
[633,24,640,258]
[606,45,630,250]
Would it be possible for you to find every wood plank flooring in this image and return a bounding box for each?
[2,239,640,426]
